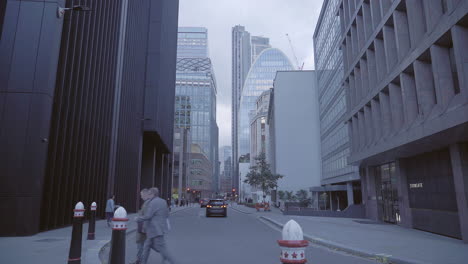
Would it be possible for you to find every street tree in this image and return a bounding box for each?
[285,191,296,201]
[278,190,285,200]
[296,189,311,207]
[243,153,283,203]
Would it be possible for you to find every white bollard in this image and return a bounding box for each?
[277,220,309,263]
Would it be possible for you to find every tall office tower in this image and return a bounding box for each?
[0,0,179,235]
[338,0,467,241]
[251,36,271,63]
[219,146,232,192]
[313,0,360,212]
[177,27,209,58]
[231,25,252,191]
[175,27,219,194]
[238,48,293,192]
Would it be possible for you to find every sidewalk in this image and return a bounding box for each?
[0,205,192,264]
[259,213,468,264]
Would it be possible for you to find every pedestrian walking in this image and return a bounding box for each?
[105,195,115,227]
[137,187,176,264]
[130,189,151,264]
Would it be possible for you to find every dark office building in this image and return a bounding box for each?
[0,0,179,236]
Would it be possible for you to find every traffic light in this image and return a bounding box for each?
[232,188,236,193]
[186,187,190,192]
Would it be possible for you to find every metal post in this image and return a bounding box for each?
[108,207,129,264]
[87,202,97,240]
[68,202,85,264]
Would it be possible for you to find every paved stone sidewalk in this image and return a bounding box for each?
[260,214,468,264]
[0,205,193,264]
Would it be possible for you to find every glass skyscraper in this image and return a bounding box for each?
[251,36,271,63]
[231,26,271,191]
[175,27,219,192]
[238,48,293,160]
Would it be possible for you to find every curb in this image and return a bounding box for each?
[98,206,194,263]
[230,205,254,214]
[258,216,424,264]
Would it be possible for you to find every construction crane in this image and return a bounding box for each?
[285,33,304,70]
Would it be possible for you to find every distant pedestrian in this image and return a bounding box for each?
[105,195,115,227]
[130,189,151,264]
[138,187,177,264]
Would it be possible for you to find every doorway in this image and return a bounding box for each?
[377,162,399,223]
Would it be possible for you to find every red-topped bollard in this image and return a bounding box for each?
[68,202,85,264]
[87,202,97,240]
[108,206,128,264]
[277,220,309,264]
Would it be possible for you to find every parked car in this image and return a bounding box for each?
[200,198,210,208]
[206,199,227,217]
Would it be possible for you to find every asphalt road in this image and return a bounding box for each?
[125,207,379,264]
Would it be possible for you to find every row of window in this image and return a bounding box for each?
[315,0,342,68]
[321,124,348,159]
[320,91,346,136]
[322,147,354,180]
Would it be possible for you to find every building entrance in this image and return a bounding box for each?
[376,163,399,223]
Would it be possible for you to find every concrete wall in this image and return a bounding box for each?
[272,71,321,193]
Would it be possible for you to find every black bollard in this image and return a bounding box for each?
[87,202,97,240]
[108,206,128,264]
[68,202,85,264]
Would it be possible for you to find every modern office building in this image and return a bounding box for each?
[221,156,233,194]
[231,25,271,192]
[267,71,322,203]
[250,90,271,167]
[175,27,219,194]
[313,0,360,211]
[219,146,232,192]
[251,36,271,63]
[336,0,468,241]
[188,144,213,199]
[232,25,252,193]
[177,27,209,58]
[238,48,293,198]
[238,48,293,162]
[0,0,179,235]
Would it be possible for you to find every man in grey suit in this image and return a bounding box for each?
[137,187,176,264]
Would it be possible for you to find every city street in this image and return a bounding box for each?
[125,207,378,264]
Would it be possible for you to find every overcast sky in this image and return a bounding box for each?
[179,0,324,148]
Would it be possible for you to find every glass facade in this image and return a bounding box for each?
[251,36,271,63]
[238,48,293,159]
[314,0,358,184]
[175,63,217,161]
[177,27,208,58]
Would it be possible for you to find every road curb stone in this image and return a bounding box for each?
[258,216,424,264]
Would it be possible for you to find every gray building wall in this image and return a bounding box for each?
[269,71,322,193]
[339,0,468,241]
